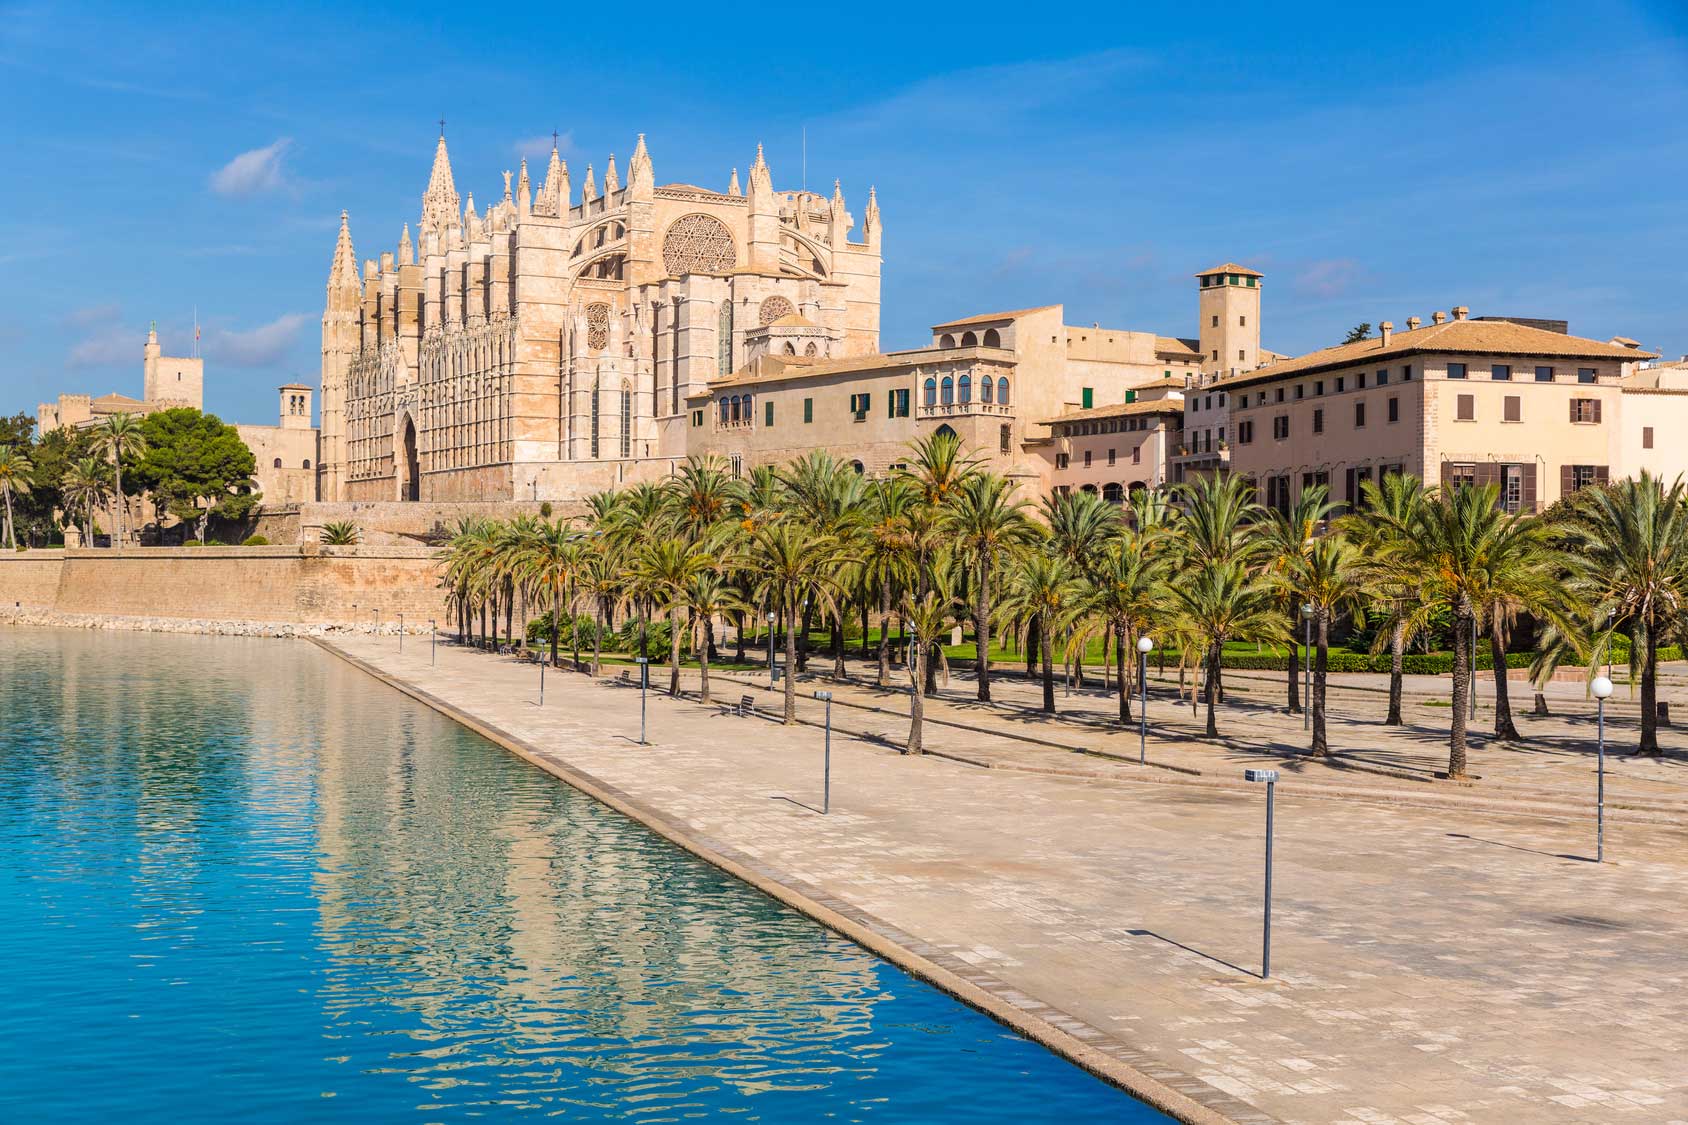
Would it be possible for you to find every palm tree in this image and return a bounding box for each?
[1344,473,1428,725]
[685,571,750,704]
[999,549,1085,712]
[945,473,1035,701]
[1177,472,1264,567]
[901,429,981,510]
[519,518,578,667]
[0,445,34,549]
[1537,472,1688,755]
[61,457,109,546]
[321,520,360,545]
[862,477,918,686]
[745,521,845,724]
[634,536,716,694]
[904,581,960,754]
[1170,557,1282,737]
[1261,484,1337,714]
[1288,533,1367,756]
[667,455,741,543]
[1394,484,1560,777]
[91,412,146,548]
[1078,525,1174,723]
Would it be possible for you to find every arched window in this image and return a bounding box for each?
[1102,483,1124,504]
[924,377,937,406]
[997,377,1010,405]
[273,457,282,468]
[1081,484,1098,495]
[958,374,972,403]
[717,300,734,374]
[983,328,1001,348]
[719,399,730,424]
[303,459,311,469]
[590,379,601,458]
[743,394,753,422]
[981,377,994,403]
[729,395,740,422]
[804,342,818,356]
[620,381,632,457]
[961,331,978,346]
[850,460,865,474]
[935,424,957,439]
[939,333,956,349]
[941,376,954,405]
[783,341,797,355]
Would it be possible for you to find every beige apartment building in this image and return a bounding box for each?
[1222,310,1655,513]
[1620,358,1688,481]
[689,267,1261,499]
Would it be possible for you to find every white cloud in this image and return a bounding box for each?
[1293,259,1365,300]
[512,130,573,160]
[210,138,292,197]
[67,328,135,369]
[205,313,310,367]
[61,303,123,329]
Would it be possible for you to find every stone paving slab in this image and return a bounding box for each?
[324,636,1688,1125]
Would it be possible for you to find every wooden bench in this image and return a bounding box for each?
[723,693,756,717]
[617,669,630,684]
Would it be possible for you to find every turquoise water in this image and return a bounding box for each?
[0,629,1160,1123]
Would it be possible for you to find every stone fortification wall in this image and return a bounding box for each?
[294,500,586,545]
[0,546,449,624]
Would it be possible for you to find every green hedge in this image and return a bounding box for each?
[1213,650,1537,674]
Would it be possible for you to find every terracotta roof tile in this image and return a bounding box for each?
[1038,399,1185,425]
[931,305,1059,329]
[1194,262,1263,278]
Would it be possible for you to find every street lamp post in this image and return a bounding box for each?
[1470,614,1479,721]
[636,657,649,745]
[1245,767,1279,979]
[1593,675,1613,862]
[1300,603,1314,731]
[430,619,436,666]
[767,612,777,687]
[398,613,404,652]
[1137,635,1154,765]
[539,654,546,707]
[816,690,833,813]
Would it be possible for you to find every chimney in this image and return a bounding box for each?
[1379,321,1394,346]
[1432,310,1447,325]
[1453,305,1469,321]
[1406,315,1421,331]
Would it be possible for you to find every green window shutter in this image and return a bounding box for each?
[1081,387,1094,409]
[803,397,813,423]
[1125,389,1136,403]
[764,401,774,427]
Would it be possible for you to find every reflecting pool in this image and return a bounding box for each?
[0,629,1163,1122]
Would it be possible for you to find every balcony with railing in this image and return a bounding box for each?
[918,400,1013,419]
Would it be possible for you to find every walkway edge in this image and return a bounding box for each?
[311,637,1255,1125]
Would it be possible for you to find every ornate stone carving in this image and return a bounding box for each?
[662,213,737,276]
[759,296,795,325]
[586,303,611,351]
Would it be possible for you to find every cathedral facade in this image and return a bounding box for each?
[319,132,883,502]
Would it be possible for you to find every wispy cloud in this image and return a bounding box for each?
[61,304,124,330]
[206,313,311,367]
[210,138,293,197]
[1293,259,1365,300]
[512,130,573,159]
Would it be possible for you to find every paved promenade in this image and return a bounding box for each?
[323,635,1688,1125]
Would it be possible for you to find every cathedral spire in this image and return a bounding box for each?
[464,192,479,231]
[398,223,413,266]
[421,131,461,236]
[328,209,358,287]
[748,143,773,201]
[829,179,848,245]
[628,134,653,191]
[604,152,619,194]
[542,143,567,213]
[582,163,598,202]
[728,167,741,197]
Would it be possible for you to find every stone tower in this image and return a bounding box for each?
[319,210,361,501]
[142,322,204,409]
[1196,263,1263,376]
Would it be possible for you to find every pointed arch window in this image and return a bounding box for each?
[590,378,601,458]
[717,300,733,375]
[620,381,632,457]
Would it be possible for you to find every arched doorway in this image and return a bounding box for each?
[398,416,419,501]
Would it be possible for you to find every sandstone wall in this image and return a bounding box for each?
[0,545,449,624]
[294,500,586,545]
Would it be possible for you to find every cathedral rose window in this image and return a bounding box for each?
[661,214,737,276]
[759,296,795,325]
[586,304,611,351]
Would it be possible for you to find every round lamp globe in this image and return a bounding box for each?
[1137,636,1154,653]
[1592,676,1615,700]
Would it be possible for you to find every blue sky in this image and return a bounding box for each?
[2,0,1685,425]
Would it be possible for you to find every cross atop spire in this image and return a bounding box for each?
[421,130,460,236]
[439,117,446,137]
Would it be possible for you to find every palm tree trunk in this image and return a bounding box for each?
[3,487,14,549]
[1116,623,1132,723]
[975,555,992,702]
[797,602,814,672]
[112,463,123,548]
[783,614,798,724]
[908,644,925,754]
[733,609,746,664]
[1448,600,1472,779]
[570,584,582,669]
[550,587,561,666]
[1040,623,1055,712]
[860,597,871,660]
[1639,630,1660,754]
[1386,618,1405,725]
[669,607,683,695]
[877,585,892,687]
[1490,620,1520,741]
[924,634,939,695]
[1312,612,1330,756]
[832,610,846,678]
[1026,616,1039,677]
[1287,609,1302,713]
[699,618,713,703]
[592,602,604,675]
[1205,641,1221,736]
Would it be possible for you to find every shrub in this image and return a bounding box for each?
[539,501,554,518]
[320,520,360,545]
[242,534,270,546]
